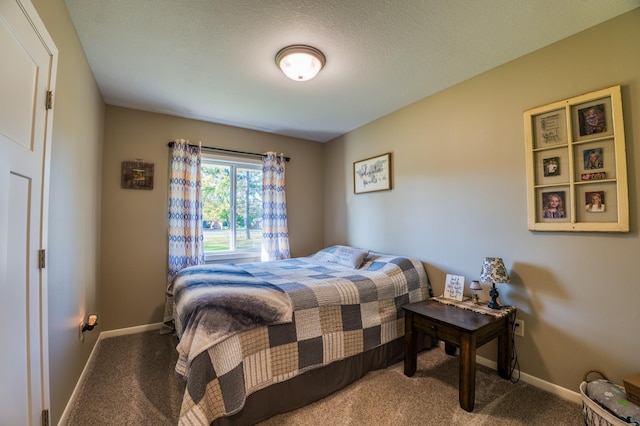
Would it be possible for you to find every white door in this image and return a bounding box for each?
[0,0,57,424]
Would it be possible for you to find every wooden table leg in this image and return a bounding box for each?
[458,332,476,412]
[404,312,417,376]
[445,342,457,356]
[497,313,514,380]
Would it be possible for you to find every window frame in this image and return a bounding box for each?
[523,85,628,232]
[201,153,263,262]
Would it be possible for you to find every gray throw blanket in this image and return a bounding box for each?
[171,263,292,375]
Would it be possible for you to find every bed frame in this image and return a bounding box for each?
[213,335,432,425]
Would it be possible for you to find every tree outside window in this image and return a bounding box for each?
[201,158,262,254]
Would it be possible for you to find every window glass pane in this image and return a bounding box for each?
[201,158,262,256]
[235,167,262,252]
[202,162,231,252]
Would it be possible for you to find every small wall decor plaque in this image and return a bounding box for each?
[121,160,154,190]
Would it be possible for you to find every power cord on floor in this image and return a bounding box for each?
[510,312,521,383]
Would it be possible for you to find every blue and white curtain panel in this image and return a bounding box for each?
[164,139,205,327]
[261,152,291,261]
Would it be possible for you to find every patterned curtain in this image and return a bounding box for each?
[163,139,205,329]
[261,152,291,261]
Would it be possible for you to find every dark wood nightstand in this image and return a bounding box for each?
[403,299,516,412]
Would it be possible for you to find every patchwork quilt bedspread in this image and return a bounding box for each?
[171,246,432,425]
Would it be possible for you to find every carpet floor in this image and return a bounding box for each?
[66,330,583,425]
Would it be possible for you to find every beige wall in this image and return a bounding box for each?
[32,0,105,423]
[24,1,639,421]
[100,107,324,330]
[324,9,640,392]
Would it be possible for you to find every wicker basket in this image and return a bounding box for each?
[580,370,627,426]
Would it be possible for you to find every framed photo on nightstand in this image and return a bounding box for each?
[444,274,465,301]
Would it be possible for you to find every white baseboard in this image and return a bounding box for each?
[57,322,163,425]
[98,322,163,339]
[476,355,581,404]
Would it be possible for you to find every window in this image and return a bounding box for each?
[201,154,263,260]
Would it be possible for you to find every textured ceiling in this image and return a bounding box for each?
[64,0,639,142]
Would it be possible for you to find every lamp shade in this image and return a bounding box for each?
[469,280,482,291]
[479,257,510,283]
[276,45,325,81]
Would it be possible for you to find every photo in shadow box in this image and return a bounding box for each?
[583,148,603,170]
[578,103,606,136]
[542,191,566,219]
[585,191,605,213]
[543,157,560,177]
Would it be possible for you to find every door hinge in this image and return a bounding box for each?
[38,249,46,269]
[42,409,49,426]
[46,91,53,110]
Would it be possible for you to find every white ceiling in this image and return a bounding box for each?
[64,0,639,143]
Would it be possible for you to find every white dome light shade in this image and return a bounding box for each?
[276,45,326,82]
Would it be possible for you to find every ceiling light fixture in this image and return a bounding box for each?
[275,45,325,82]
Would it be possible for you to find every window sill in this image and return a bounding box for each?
[205,251,261,264]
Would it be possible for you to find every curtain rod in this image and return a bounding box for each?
[167,141,290,162]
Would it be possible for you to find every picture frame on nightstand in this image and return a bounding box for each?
[444,274,465,301]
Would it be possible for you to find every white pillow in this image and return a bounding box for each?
[331,246,369,269]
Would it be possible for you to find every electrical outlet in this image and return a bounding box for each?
[514,319,524,337]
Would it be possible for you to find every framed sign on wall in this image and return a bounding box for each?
[523,85,628,232]
[353,152,392,194]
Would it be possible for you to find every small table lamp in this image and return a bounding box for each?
[469,280,482,304]
[479,257,510,309]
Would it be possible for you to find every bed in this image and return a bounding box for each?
[168,245,434,425]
